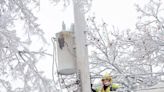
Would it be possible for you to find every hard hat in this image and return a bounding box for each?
[102,73,112,82]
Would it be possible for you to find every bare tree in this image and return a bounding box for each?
[0,0,59,92]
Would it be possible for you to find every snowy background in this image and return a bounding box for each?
[0,0,164,92]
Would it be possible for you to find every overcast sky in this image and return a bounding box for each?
[39,0,143,37]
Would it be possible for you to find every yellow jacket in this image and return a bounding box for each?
[96,86,110,92]
[96,84,119,92]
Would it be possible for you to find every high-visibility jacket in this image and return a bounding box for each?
[96,84,119,92]
[96,86,110,92]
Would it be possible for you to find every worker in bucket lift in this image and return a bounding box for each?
[92,73,120,92]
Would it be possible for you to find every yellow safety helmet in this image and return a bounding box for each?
[101,73,112,82]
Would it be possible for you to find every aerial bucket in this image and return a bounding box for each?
[55,31,76,75]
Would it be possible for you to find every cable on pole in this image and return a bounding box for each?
[51,37,63,91]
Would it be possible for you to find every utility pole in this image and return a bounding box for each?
[73,0,92,92]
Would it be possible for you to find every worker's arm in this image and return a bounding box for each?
[110,84,120,91]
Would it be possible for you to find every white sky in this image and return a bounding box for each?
[37,0,145,79]
[91,0,138,30]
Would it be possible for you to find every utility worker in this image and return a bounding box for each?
[96,73,120,92]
